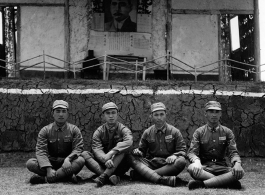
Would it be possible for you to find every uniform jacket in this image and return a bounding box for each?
[187,124,241,165]
[36,122,84,169]
[139,123,186,159]
[92,122,133,163]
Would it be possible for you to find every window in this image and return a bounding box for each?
[230,16,240,51]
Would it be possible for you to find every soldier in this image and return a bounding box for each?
[187,100,245,190]
[81,102,133,187]
[26,100,85,184]
[128,102,187,187]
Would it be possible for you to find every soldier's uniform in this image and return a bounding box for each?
[26,100,85,184]
[82,102,133,187]
[188,124,241,175]
[128,102,187,187]
[187,101,244,189]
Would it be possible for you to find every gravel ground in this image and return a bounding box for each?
[0,153,265,195]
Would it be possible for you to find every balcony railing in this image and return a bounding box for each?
[0,50,264,82]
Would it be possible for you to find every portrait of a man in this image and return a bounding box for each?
[104,0,137,32]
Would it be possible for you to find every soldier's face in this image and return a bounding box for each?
[104,108,118,124]
[205,109,221,125]
[152,110,166,126]
[110,0,132,22]
[53,108,68,125]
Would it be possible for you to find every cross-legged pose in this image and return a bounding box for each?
[81,102,133,187]
[26,100,85,184]
[187,100,245,190]
[128,102,187,187]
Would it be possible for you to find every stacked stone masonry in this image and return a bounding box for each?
[0,80,265,157]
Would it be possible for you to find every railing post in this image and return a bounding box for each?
[135,60,138,80]
[194,65,197,82]
[73,61,76,79]
[142,58,146,81]
[103,52,107,80]
[14,62,16,78]
[166,50,170,81]
[43,50,46,80]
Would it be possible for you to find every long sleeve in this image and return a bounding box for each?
[172,129,186,157]
[111,125,133,153]
[92,128,106,163]
[138,130,149,157]
[67,125,84,161]
[226,128,241,164]
[187,129,201,163]
[36,127,51,169]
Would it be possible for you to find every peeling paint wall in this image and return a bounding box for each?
[171,14,219,74]
[172,0,254,11]
[0,80,265,157]
[0,0,63,4]
[20,6,65,71]
[69,0,91,64]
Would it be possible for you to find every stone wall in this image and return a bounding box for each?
[0,80,265,157]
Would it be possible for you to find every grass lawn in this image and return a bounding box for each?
[0,153,265,195]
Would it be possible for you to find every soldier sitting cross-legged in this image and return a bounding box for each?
[187,101,245,190]
[81,102,133,187]
[26,100,85,184]
[128,102,187,187]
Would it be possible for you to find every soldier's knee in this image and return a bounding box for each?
[187,163,195,174]
[81,151,93,160]
[77,156,85,165]
[71,156,85,173]
[73,156,85,167]
[26,158,37,171]
[174,156,186,168]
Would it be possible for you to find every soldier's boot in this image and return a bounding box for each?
[159,176,178,187]
[155,156,186,176]
[29,174,47,184]
[227,180,242,189]
[188,180,205,190]
[94,173,109,187]
[187,163,215,180]
[204,172,240,189]
[129,169,142,181]
[81,151,104,175]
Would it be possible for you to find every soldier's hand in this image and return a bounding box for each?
[46,167,56,183]
[132,148,143,156]
[166,155,177,164]
[105,159,114,168]
[192,160,203,177]
[232,162,245,180]
[62,158,72,175]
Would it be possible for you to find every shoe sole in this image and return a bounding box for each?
[109,175,120,185]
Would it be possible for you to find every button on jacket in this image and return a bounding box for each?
[187,124,241,164]
[92,122,133,163]
[139,123,186,159]
[36,122,84,169]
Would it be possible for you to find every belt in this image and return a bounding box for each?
[201,158,225,163]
